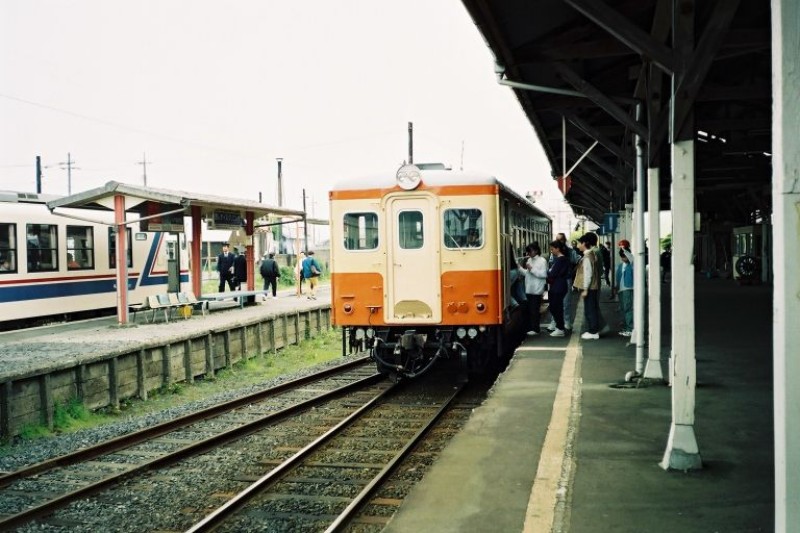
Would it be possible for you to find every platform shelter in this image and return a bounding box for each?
[46,181,306,325]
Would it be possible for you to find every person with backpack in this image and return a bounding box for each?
[301,250,323,300]
[259,252,280,299]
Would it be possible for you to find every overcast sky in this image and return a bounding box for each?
[1,1,575,230]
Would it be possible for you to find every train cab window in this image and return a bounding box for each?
[0,223,17,273]
[67,226,94,270]
[443,208,483,249]
[108,227,133,268]
[26,224,58,272]
[398,210,424,249]
[343,212,379,251]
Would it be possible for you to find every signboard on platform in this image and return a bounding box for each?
[140,212,185,232]
[603,212,619,234]
[207,210,244,230]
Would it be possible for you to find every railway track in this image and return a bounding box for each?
[0,356,380,531]
[187,380,466,532]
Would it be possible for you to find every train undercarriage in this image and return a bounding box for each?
[348,324,515,382]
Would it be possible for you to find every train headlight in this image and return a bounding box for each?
[467,328,479,339]
[476,302,486,312]
[456,327,467,339]
[396,164,421,190]
[355,328,365,340]
[366,328,375,339]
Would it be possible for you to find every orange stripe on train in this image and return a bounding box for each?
[332,270,503,326]
[330,183,499,200]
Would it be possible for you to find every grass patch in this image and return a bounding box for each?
[0,328,347,450]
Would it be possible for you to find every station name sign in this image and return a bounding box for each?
[140,211,185,233]
[208,210,244,230]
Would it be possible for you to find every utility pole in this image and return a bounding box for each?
[137,153,152,187]
[59,153,78,195]
[276,158,284,207]
[35,156,42,194]
[302,188,309,253]
[407,122,414,164]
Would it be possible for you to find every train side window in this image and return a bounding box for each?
[0,222,17,273]
[108,227,133,268]
[443,208,483,249]
[27,224,58,272]
[398,210,424,249]
[343,212,379,251]
[67,226,94,270]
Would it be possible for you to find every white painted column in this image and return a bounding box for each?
[633,106,646,375]
[644,167,663,380]
[772,0,800,528]
[660,139,701,471]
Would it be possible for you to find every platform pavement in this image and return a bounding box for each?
[385,279,773,532]
[0,284,331,381]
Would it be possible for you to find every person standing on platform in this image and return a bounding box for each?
[302,250,323,300]
[217,243,235,292]
[548,232,578,332]
[260,252,279,299]
[523,242,548,336]
[295,251,306,297]
[574,234,602,340]
[660,244,671,282]
[600,241,612,286]
[615,248,634,336]
[547,239,571,337]
[233,246,247,291]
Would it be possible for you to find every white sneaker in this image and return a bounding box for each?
[550,329,565,337]
[527,330,539,336]
[581,332,600,340]
[619,331,632,337]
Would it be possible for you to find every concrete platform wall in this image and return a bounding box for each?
[0,307,331,439]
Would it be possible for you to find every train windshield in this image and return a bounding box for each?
[398,211,424,249]
[343,212,379,251]
[443,208,483,249]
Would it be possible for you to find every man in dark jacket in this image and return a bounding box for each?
[217,243,235,292]
[260,252,279,298]
[233,246,247,290]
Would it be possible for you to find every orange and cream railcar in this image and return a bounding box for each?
[330,164,551,379]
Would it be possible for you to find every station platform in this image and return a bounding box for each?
[386,278,773,532]
[0,285,331,381]
[0,285,332,438]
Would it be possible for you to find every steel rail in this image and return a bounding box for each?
[325,382,465,532]
[185,382,401,533]
[185,382,465,533]
[0,371,384,531]
[0,355,370,488]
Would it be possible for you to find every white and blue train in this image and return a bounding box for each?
[0,191,189,328]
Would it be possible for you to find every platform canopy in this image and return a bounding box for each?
[461,0,771,223]
[46,181,307,325]
[46,180,305,222]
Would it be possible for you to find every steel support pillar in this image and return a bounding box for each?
[772,0,800,527]
[644,167,663,379]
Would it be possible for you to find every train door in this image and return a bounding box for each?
[386,195,441,323]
